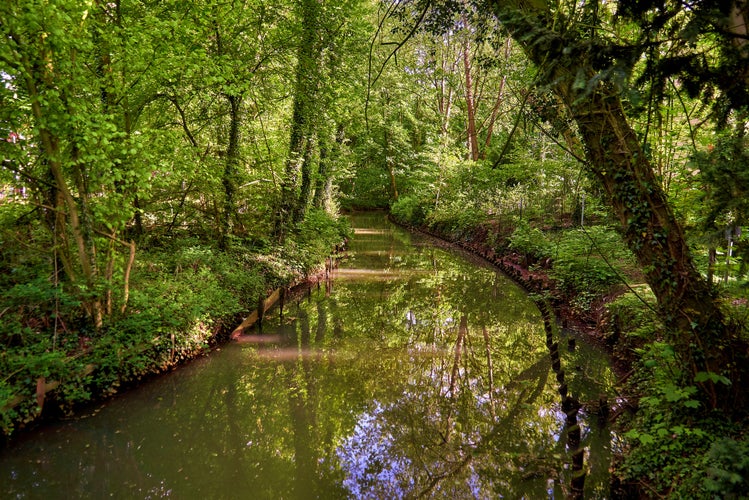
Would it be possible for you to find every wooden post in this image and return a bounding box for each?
[257,295,265,331]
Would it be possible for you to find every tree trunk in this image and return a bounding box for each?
[25,76,104,327]
[221,93,242,247]
[482,38,512,155]
[383,111,399,201]
[462,35,480,161]
[490,0,744,409]
[294,134,316,224]
[707,247,717,285]
[436,38,456,137]
[313,133,331,210]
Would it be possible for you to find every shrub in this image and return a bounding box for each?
[508,220,551,263]
[605,287,658,338]
[551,257,619,311]
[704,436,749,498]
[287,209,350,274]
[390,196,430,226]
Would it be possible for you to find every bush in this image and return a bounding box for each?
[704,436,749,498]
[286,209,350,275]
[551,257,619,311]
[390,196,430,226]
[605,287,658,338]
[615,332,746,498]
[508,220,552,263]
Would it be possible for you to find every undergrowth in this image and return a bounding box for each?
[391,200,749,499]
[0,210,348,438]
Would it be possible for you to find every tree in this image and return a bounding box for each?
[275,0,372,238]
[383,0,748,409]
[485,0,749,409]
[0,0,148,327]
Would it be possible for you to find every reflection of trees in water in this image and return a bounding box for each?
[323,230,615,498]
[1,217,613,499]
[271,227,576,497]
[336,311,566,498]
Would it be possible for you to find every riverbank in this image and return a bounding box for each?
[0,213,349,443]
[388,215,637,375]
[388,210,749,499]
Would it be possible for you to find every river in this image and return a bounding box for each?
[0,212,617,499]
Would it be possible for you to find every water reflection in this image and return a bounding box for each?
[0,213,616,499]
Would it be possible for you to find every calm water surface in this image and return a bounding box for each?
[1,213,616,499]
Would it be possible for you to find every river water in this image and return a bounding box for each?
[0,213,616,499]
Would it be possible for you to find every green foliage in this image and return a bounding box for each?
[548,227,625,311]
[0,212,347,436]
[616,334,748,497]
[429,203,489,239]
[507,223,625,313]
[704,436,749,498]
[285,209,350,275]
[390,196,430,226]
[605,287,659,340]
[508,220,551,262]
[604,288,748,497]
[691,130,749,231]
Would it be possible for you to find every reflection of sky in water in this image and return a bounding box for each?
[338,403,493,499]
[338,403,414,499]
[538,405,566,443]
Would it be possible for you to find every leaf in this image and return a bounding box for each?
[694,371,732,386]
[638,433,654,445]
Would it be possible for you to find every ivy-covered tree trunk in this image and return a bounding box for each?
[276,95,307,239]
[490,0,745,409]
[221,93,242,248]
[312,133,330,210]
[294,134,316,224]
[275,0,322,239]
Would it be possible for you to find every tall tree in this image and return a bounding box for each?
[385,0,749,409]
[275,0,371,237]
[275,0,323,238]
[484,0,749,409]
[1,0,148,326]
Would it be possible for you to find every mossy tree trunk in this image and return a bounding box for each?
[221,93,242,248]
[275,0,322,239]
[489,0,745,409]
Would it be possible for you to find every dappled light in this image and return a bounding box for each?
[2,0,748,496]
[0,214,616,498]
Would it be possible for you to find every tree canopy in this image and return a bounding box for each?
[2,0,749,496]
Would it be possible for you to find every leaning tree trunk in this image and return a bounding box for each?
[490,0,745,410]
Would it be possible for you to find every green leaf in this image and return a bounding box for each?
[694,371,732,386]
